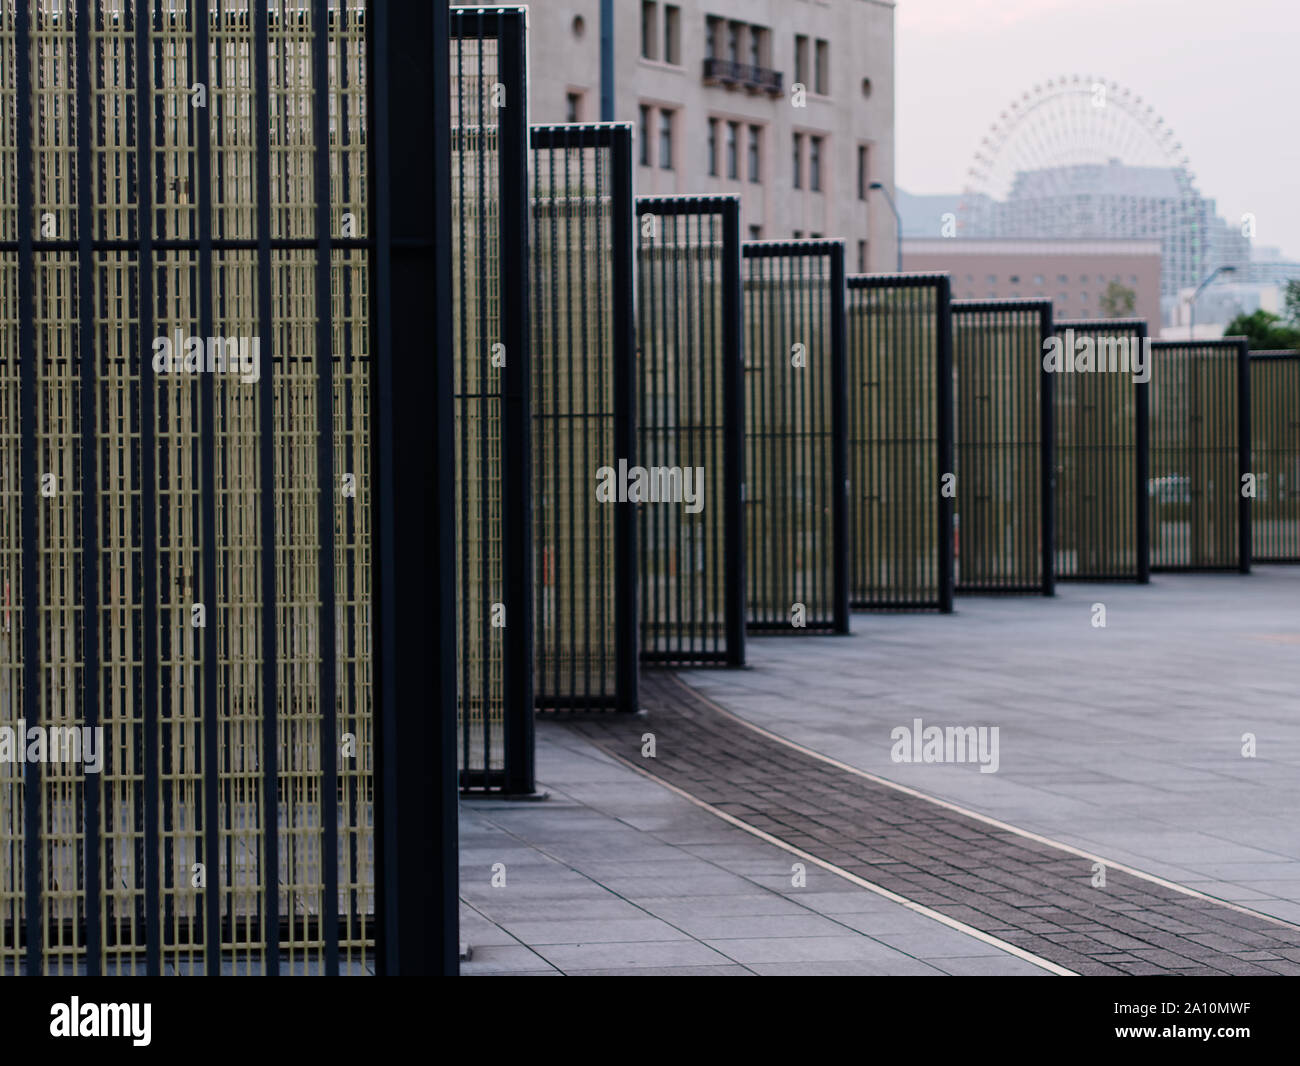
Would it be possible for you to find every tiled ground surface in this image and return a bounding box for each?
[566,672,1300,975]
[460,729,1046,975]
[463,570,1300,976]
[680,570,1300,924]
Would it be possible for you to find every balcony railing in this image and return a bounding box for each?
[702,57,783,95]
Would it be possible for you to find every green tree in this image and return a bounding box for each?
[1099,280,1136,318]
[1284,278,1300,327]
[1223,308,1300,351]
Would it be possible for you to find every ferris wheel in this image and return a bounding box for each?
[957,75,1199,236]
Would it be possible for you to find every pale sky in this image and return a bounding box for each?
[896,0,1300,259]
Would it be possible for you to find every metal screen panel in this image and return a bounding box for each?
[845,273,953,612]
[530,123,637,712]
[450,9,532,793]
[1149,339,1250,572]
[1250,351,1300,563]
[635,195,744,666]
[1,0,373,976]
[951,300,1054,595]
[1052,319,1150,583]
[742,240,848,634]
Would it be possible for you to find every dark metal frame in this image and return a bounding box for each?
[741,239,849,634]
[5,0,386,975]
[635,195,745,666]
[450,8,534,793]
[845,272,954,612]
[1052,319,1150,584]
[370,0,460,975]
[1148,338,1251,574]
[951,299,1055,596]
[1249,350,1300,563]
[529,123,638,712]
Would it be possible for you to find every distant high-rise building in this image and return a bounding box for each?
[958,160,1250,323]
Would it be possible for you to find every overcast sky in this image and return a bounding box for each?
[896,0,1300,260]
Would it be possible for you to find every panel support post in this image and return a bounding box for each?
[368,0,459,976]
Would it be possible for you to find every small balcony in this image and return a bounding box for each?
[702,57,783,96]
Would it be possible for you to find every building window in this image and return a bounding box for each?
[639,105,651,166]
[1080,291,1089,303]
[809,136,823,192]
[1058,292,1069,303]
[792,132,802,189]
[793,230,803,239]
[747,125,761,183]
[1058,274,1069,284]
[706,17,720,59]
[749,26,764,69]
[641,2,658,60]
[749,224,762,241]
[794,34,808,86]
[1033,274,1044,285]
[858,240,867,272]
[707,118,718,177]
[727,21,740,63]
[814,39,829,95]
[726,121,738,180]
[857,145,869,200]
[659,109,674,170]
[664,5,680,65]
[565,92,582,124]
[1009,274,1020,284]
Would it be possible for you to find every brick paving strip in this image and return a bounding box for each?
[558,670,1300,976]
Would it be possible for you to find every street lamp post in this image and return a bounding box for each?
[868,180,902,273]
[1188,264,1237,338]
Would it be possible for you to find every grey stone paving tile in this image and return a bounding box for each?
[533,939,737,970]
[703,934,918,966]
[461,944,560,974]
[473,897,650,922]
[746,960,946,976]
[933,955,1051,976]
[870,930,1011,960]
[564,966,754,976]
[495,918,691,945]
[657,913,853,941]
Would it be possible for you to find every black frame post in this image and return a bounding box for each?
[610,127,639,712]
[1237,337,1252,574]
[721,198,746,664]
[937,276,955,613]
[369,0,459,976]
[1135,321,1151,584]
[829,243,850,633]
[1039,302,1055,597]
[497,10,535,791]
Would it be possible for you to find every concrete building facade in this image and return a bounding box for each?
[520,0,898,272]
[902,238,1163,328]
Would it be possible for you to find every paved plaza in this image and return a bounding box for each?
[462,570,1300,976]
